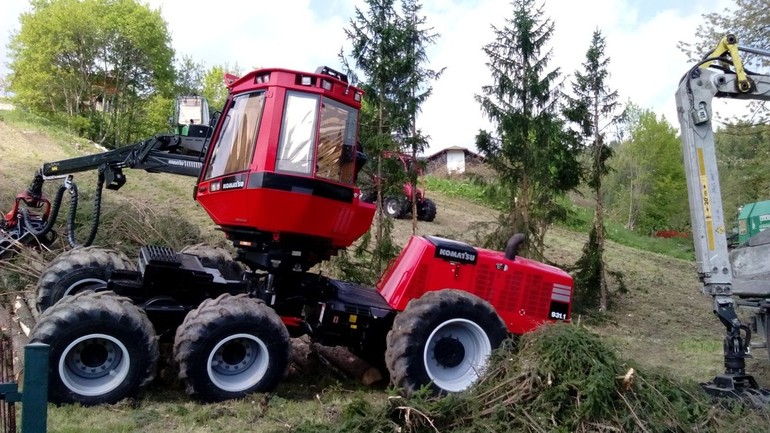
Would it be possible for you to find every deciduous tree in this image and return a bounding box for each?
[606,108,688,234]
[201,63,242,112]
[9,0,174,146]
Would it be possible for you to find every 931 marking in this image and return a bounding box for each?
[550,311,567,321]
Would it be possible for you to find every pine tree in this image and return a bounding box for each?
[342,0,404,274]
[564,29,623,312]
[395,0,443,234]
[475,0,581,259]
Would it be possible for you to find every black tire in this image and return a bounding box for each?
[417,198,437,222]
[385,289,507,396]
[173,294,290,402]
[36,246,135,312]
[383,197,406,219]
[30,291,159,405]
[180,244,247,279]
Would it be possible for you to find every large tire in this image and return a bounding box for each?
[36,246,135,312]
[30,291,159,405]
[385,289,507,396]
[173,294,290,402]
[417,198,437,222]
[180,244,247,279]
[383,197,406,219]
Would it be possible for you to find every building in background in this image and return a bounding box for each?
[425,146,484,175]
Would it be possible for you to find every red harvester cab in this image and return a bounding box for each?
[195,67,375,271]
[377,236,573,334]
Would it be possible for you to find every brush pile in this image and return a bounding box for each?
[301,323,768,433]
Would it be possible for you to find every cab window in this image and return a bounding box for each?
[316,98,358,184]
[276,92,318,174]
[204,92,265,180]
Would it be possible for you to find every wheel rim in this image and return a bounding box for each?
[59,333,130,396]
[207,333,269,392]
[64,278,106,297]
[423,318,491,392]
[386,200,398,216]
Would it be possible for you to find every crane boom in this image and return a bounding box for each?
[676,34,770,402]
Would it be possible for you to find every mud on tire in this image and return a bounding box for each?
[30,291,159,405]
[36,246,135,313]
[180,244,247,279]
[173,294,290,402]
[385,289,507,396]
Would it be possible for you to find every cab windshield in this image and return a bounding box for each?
[204,92,266,180]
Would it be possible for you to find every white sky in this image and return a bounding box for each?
[1,0,736,153]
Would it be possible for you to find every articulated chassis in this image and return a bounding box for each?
[108,245,396,353]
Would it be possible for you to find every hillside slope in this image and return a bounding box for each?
[0,112,755,388]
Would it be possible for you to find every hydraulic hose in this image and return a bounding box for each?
[20,183,67,238]
[66,173,104,248]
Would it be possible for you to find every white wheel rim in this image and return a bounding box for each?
[423,318,491,392]
[207,333,269,392]
[64,278,106,297]
[59,333,130,396]
[386,200,397,215]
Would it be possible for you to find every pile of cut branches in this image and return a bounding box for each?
[297,323,770,432]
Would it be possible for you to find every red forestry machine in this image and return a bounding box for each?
[0,66,573,405]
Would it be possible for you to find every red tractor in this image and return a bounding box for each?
[3,66,573,405]
[361,151,437,222]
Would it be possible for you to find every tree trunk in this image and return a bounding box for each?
[626,178,636,230]
[593,100,608,312]
[375,99,385,271]
[411,121,418,236]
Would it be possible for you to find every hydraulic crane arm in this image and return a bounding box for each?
[1,133,208,253]
[676,34,770,402]
[38,133,204,189]
[676,35,770,297]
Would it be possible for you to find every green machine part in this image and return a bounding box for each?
[737,199,770,245]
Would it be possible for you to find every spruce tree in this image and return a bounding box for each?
[475,0,580,259]
[342,0,404,275]
[564,30,623,312]
[394,0,443,234]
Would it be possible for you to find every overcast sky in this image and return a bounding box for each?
[1,0,735,153]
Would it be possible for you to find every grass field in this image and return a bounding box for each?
[0,108,767,431]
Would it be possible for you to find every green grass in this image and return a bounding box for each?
[40,376,389,433]
[424,176,504,209]
[0,108,92,156]
[426,175,695,261]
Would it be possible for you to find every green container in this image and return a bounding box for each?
[737,199,770,245]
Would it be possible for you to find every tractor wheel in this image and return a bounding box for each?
[36,246,135,312]
[360,190,377,204]
[385,289,507,396]
[30,291,159,405]
[181,244,247,279]
[173,294,290,402]
[383,197,406,219]
[417,198,437,222]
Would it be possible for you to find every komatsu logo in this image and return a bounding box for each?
[436,248,476,264]
[222,180,245,190]
[168,159,203,168]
